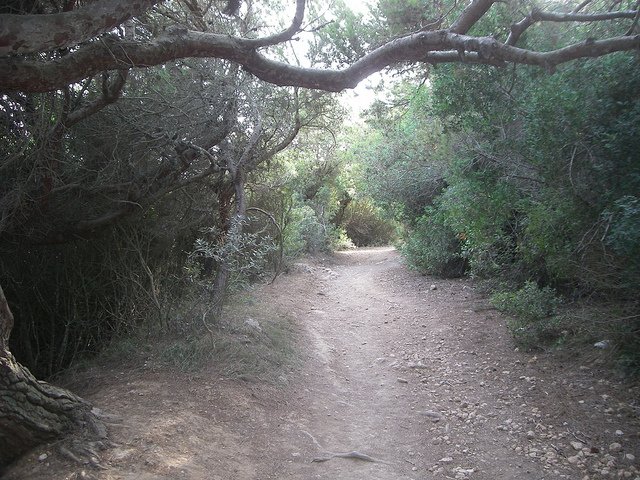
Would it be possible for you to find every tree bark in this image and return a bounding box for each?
[0,0,161,55]
[0,285,98,468]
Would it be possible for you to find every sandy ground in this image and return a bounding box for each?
[4,247,639,480]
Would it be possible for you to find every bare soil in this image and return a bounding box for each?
[4,247,639,479]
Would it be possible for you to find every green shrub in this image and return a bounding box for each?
[491,281,562,350]
[603,195,640,291]
[328,226,356,250]
[191,224,277,289]
[282,204,328,255]
[340,199,398,247]
[491,281,561,322]
[401,209,466,277]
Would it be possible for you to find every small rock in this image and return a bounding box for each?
[421,410,443,423]
[568,455,580,464]
[609,442,623,453]
[397,377,408,384]
[624,453,635,461]
[571,441,584,450]
[615,430,624,436]
[439,457,454,463]
[527,430,535,439]
[594,340,610,349]
[37,453,48,461]
[244,318,262,332]
[430,284,437,290]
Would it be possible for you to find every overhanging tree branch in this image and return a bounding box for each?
[1,29,638,93]
[0,0,162,55]
[449,0,496,34]
[506,8,638,46]
[243,0,306,47]
[0,0,638,94]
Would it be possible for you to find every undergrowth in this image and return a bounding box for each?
[158,303,299,382]
[491,282,562,351]
[490,282,640,376]
[58,289,300,386]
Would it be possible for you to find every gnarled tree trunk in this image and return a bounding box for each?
[0,285,98,468]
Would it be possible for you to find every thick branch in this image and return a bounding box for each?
[64,70,128,127]
[535,10,638,22]
[0,0,161,56]
[449,0,496,34]
[244,33,640,87]
[507,8,638,45]
[244,0,305,48]
[0,28,638,93]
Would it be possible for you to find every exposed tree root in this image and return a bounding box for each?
[301,430,391,465]
[53,407,122,470]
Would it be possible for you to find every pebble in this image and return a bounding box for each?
[609,443,623,453]
[421,410,442,423]
[37,453,48,461]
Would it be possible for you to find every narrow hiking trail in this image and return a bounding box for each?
[5,248,639,480]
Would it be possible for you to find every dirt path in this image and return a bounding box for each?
[5,247,639,479]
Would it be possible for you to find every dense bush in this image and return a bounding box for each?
[340,199,398,247]
[491,281,561,323]
[491,282,562,350]
[1,222,191,377]
[190,225,278,289]
[418,53,640,300]
[401,207,466,277]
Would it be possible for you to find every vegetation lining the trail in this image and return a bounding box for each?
[62,290,300,386]
[346,52,639,372]
[161,293,300,380]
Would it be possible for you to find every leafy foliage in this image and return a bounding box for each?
[491,281,561,323]
[401,207,466,277]
[191,224,277,288]
[491,282,562,350]
[352,38,639,366]
[339,199,398,247]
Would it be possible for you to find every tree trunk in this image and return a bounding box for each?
[0,285,97,468]
[211,167,247,314]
